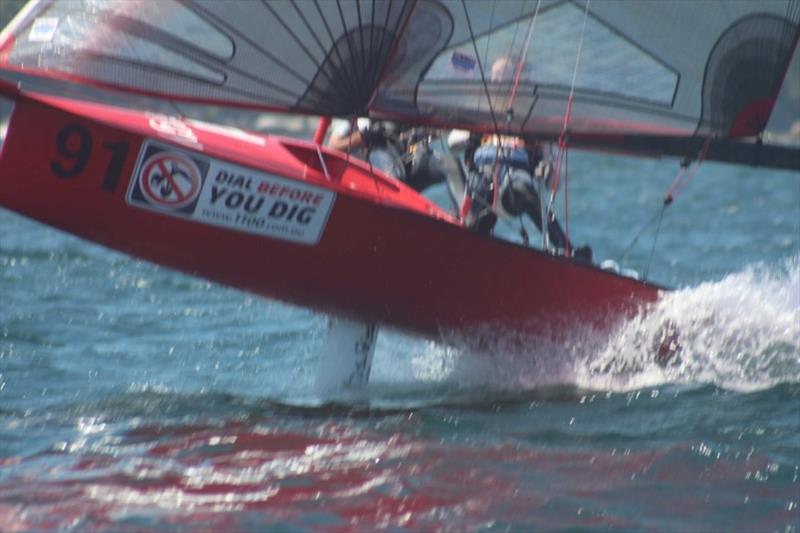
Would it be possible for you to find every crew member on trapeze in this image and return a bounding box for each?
[460,55,592,263]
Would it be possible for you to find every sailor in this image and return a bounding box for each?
[459,55,592,263]
[327,118,447,192]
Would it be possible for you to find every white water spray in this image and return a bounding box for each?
[368,258,800,395]
[581,257,800,392]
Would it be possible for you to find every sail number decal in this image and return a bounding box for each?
[126,140,335,246]
[50,123,130,192]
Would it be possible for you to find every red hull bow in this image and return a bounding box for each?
[0,85,661,340]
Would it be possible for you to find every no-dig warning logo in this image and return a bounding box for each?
[127,139,336,246]
[128,142,209,215]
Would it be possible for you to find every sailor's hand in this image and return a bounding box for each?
[534,161,552,182]
[446,129,470,150]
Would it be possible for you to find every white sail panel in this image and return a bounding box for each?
[424,2,678,106]
[1,0,797,139]
[376,0,799,137]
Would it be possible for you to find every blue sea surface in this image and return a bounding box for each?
[1,142,799,531]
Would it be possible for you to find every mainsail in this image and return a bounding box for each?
[1,0,798,166]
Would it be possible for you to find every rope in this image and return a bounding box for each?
[538,166,549,250]
[663,136,712,205]
[490,146,501,210]
[506,0,541,119]
[502,0,540,228]
[618,210,662,263]
[645,205,666,280]
[479,1,498,119]
[619,136,713,276]
[462,0,506,219]
[345,115,357,164]
[550,0,590,256]
[560,0,590,139]
[461,0,500,134]
[563,143,570,256]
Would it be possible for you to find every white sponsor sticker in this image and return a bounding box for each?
[146,112,202,149]
[127,140,335,246]
[29,17,58,42]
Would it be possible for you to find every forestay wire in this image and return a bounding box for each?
[619,136,712,278]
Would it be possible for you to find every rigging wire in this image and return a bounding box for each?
[477,0,539,236]
[286,0,354,106]
[497,0,531,117]
[506,0,541,243]
[365,0,414,108]
[335,0,363,90]
[466,0,541,228]
[618,209,663,264]
[356,0,367,84]
[367,0,378,86]
[478,1,498,116]
[461,0,504,214]
[461,0,500,135]
[371,0,398,98]
[644,205,666,280]
[313,0,361,101]
[490,0,538,215]
[505,0,540,120]
[335,2,414,194]
[551,0,591,257]
[663,136,712,205]
[620,137,712,277]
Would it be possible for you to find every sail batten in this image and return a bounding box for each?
[0,0,797,158]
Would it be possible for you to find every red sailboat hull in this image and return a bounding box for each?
[0,84,662,340]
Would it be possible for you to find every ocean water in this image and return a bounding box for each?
[1,141,799,531]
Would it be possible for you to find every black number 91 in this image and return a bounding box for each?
[50,123,130,192]
[51,123,92,178]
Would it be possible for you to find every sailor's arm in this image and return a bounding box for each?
[327,118,371,151]
[328,129,365,151]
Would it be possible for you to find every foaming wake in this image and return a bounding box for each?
[581,257,800,392]
[368,258,800,396]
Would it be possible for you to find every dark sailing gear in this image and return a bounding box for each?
[463,165,497,236]
[461,143,592,260]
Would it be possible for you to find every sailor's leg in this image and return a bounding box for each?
[503,172,579,252]
[463,165,498,235]
[315,316,378,392]
[545,212,569,251]
[444,151,469,212]
[502,171,546,233]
